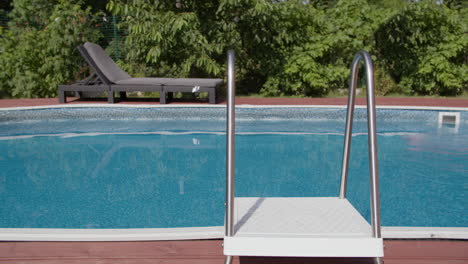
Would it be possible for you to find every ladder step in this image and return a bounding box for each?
[224,236,383,257]
[224,197,383,257]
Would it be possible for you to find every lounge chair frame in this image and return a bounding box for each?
[59,44,221,104]
[58,45,119,104]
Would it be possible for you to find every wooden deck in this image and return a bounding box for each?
[0,239,466,264]
[0,96,467,108]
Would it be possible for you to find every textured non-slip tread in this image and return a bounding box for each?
[233,197,371,237]
[224,197,382,257]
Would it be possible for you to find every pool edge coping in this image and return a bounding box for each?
[0,226,466,241]
[0,104,467,111]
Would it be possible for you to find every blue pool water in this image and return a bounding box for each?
[0,107,466,228]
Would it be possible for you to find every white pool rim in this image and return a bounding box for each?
[0,226,466,241]
[0,103,467,111]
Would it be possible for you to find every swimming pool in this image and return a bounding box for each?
[0,106,466,240]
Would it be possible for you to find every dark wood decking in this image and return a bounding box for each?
[0,240,467,264]
[0,97,467,108]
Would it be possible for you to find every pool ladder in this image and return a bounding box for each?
[224,50,383,264]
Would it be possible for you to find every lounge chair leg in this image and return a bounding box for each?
[209,90,216,104]
[160,91,166,104]
[119,92,127,100]
[59,90,66,104]
[108,92,115,104]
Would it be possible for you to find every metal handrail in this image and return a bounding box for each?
[225,50,236,238]
[224,49,381,244]
[339,51,381,239]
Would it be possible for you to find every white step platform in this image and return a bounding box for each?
[224,197,383,257]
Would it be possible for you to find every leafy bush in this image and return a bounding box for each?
[260,0,392,97]
[6,0,58,29]
[107,0,222,78]
[375,1,467,96]
[1,0,466,98]
[0,0,100,98]
[373,64,400,96]
[219,0,328,95]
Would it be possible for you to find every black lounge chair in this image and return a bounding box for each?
[58,42,223,104]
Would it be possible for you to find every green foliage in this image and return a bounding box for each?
[107,0,222,78]
[1,0,466,98]
[373,64,400,96]
[259,3,339,96]
[375,1,467,95]
[219,0,324,94]
[0,0,100,98]
[261,0,389,96]
[7,0,58,29]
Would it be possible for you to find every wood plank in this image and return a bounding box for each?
[0,240,223,258]
[0,240,466,264]
[384,240,468,259]
[0,259,231,264]
[1,97,467,108]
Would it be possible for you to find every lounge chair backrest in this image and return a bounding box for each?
[77,45,112,85]
[83,42,131,83]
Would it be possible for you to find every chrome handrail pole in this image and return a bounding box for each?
[225,50,236,238]
[362,52,382,239]
[339,57,358,199]
[339,51,381,239]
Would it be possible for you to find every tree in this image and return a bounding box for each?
[375,0,467,95]
[107,0,222,79]
[1,0,466,98]
[0,0,101,98]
